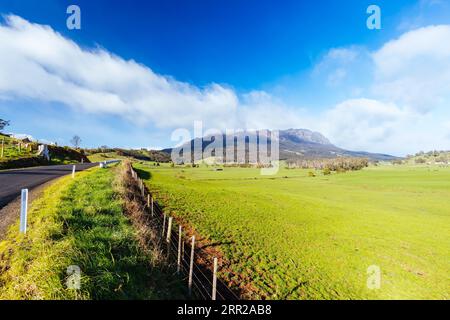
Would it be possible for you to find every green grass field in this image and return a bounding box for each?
[134,162,450,300]
[87,152,129,163]
[0,135,35,160]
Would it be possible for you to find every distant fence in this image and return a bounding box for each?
[130,167,240,301]
[0,137,36,159]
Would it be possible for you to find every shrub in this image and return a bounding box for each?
[415,158,426,164]
[287,157,369,172]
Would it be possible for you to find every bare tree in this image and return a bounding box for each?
[70,135,82,148]
[0,119,10,132]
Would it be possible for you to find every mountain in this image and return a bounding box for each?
[163,128,397,163]
[277,129,396,161]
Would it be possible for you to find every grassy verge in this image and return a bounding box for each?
[0,164,185,299]
[133,162,450,300]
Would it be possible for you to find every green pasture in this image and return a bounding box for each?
[134,162,450,300]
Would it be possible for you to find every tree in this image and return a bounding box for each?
[0,119,10,131]
[70,135,82,148]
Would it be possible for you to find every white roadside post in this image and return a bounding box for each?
[212,257,218,300]
[20,189,28,233]
[72,165,76,178]
[188,236,195,296]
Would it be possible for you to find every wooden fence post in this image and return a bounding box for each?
[212,257,218,300]
[20,189,28,233]
[147,194,150,208]
[188,236,195,296]
[166,217,173,243]
[151,197,154,217]
[177,226,182,273]
[162,214,167,237]
[182,239,185,262]
[166,217,173,259]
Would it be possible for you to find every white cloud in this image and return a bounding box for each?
[372,25,450,113]
[319,99,407,154]
[239,91,311,130]
[313,47,362,86]
[1,15,450,155]
[305,24,450,155]
[0,15,238,129]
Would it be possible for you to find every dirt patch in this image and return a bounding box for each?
[0,178,61,240]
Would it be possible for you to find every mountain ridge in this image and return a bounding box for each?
[163,128,397,162]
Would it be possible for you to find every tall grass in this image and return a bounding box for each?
[0,165,185,299]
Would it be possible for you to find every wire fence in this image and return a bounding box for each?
[0,136,37,159]
[129,166,240,301]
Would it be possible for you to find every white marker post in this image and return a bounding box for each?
[212,257,218,300]
[20,189,28,233]
[72,165,76,178]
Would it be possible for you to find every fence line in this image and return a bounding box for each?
[129,165,240,301]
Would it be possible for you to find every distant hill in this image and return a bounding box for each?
[163,128,397,163]
[86,148,171,163]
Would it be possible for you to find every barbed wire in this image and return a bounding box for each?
[129,166,240,301]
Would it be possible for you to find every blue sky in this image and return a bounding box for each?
[1,0,450,155]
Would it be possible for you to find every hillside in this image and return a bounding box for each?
[86,148,171,163]
[164,128,397,163]
[0,134,89,169]
[404,150,450,165]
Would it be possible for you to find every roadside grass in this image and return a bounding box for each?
[0,165,185,299]
[133,162,450,300]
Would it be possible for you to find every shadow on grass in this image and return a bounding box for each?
[134,167,152,180]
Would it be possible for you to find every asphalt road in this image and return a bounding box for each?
[0,163,97,209]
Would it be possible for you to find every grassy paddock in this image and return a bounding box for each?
[0,165,184,299]
[134,162,450,300]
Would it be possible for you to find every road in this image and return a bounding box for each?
[0,163,97,209]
